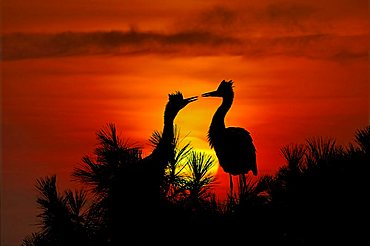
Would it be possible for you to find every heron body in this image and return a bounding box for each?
[203,80,257,177]
[211,127,257,176]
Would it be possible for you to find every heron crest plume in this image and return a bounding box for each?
[168,91,184,101]
[219,80,234,89]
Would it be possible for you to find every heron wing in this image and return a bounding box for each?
[216,127,257,175]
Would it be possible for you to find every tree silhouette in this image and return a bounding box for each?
[71,122,218,245]
[72,123,143,244]
[149,125,192,201]
[354,125,370,154]
[23,125,370,245]
[184,151,216,204]
[147,127,220,244]
[22,175,90,246]
[22,233,47,246]
[262,130,369,245]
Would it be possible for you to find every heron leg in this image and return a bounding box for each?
[241,173,246,191]
[229,174,233,196]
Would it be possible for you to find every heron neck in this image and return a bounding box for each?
[149,109,176,163]
[163,114,175,144]
[210,95,233,131]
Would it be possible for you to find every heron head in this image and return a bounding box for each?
[202,80,234,98]
[167,91,198,112]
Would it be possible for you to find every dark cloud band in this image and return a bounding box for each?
[2,30,368,61]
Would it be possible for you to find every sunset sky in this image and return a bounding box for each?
[1,0,369,245]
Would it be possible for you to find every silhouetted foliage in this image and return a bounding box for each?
[185,151,216,201]
[22,175,91,246]
[22,233,47,246]
[151,126,193,201]
[24,124,369,246]
[354,125,370,154]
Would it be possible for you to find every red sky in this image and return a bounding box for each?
[1,1,369,245]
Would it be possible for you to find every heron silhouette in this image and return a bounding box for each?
[142,91,198,178]
[126,91,197,244]
[139,91,198,199]
[202,80,257,194]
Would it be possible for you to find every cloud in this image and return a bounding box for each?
[1,30,239,60]
[2,30,368,62]
[2,1,368,61]
[262,2,317,31]
[174,3,322,35]
[248,34,369,61]
[185,6,238,32]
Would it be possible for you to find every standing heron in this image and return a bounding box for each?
[202,80,257,194]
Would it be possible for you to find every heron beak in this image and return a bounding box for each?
[202,91,220,97]
[184,96,198,104]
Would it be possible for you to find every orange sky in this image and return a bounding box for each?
[1,1,369,245]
